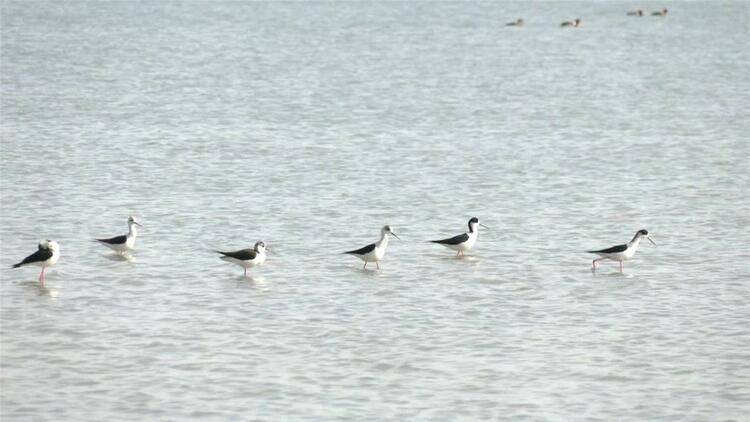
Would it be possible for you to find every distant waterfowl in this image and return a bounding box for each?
[627,10,644,16]
[506,18,524,27]
[652,8,668,16]
[429,217,488,257]
[216,241,266,277]
[344,225,399,269]
[587,229,655,272]
[561,18,581,27]
[96,216,142,255]
[12,240,60,282]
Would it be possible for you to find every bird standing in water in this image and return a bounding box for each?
[12,240,60,283]
[588,229,656,272]
[429,217,488,257]
[344,225,400,270]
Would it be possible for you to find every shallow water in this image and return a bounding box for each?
[2,1,749,420]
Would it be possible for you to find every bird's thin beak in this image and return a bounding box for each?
[647,237,656,246]
[135,222,143,227]
[480,223,490,230]
[391,233,401,240]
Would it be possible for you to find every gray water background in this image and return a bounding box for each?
[1,1,749,420]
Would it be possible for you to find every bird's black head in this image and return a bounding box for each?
[382,225,400,240]
[638,229,649,236]
[255,241,265,251]
[467,217,480,233]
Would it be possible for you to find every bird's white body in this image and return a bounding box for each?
[439,226,478,253]
[13,240,60,282]
[103,231,136,253]
[561,19,581,27]
[217,241,267,277]
[444,235,476,253]
[345,226,399,269]
[37,240,60,268]
[430,218,486,257]
[221,250,266,269]
[589,230,655,272]
[590,237,643,262]
[97,216,141,254]
[357,233,389,263]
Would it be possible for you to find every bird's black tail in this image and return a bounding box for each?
[12,262,23,268]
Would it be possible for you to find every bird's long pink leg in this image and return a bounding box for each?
[244,268,247,277]
[376,262,380,270]
[39,267,45,282]
[363,262,367,270]
[620,262,623,272]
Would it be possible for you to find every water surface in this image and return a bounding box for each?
[2,1,749,420]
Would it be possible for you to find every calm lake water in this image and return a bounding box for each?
[2,1,749,420]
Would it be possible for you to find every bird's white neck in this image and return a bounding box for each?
[468,223,480,238]
[377,231,389,248]
[628,235,643,248]
[128,222,138,239]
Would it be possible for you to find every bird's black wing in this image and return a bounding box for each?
[587,244,627,254]
[97,235,127,245]
[217,249,256,261]
[430,233,469,245]
[13,248,53,268]
[344,243,376,255]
